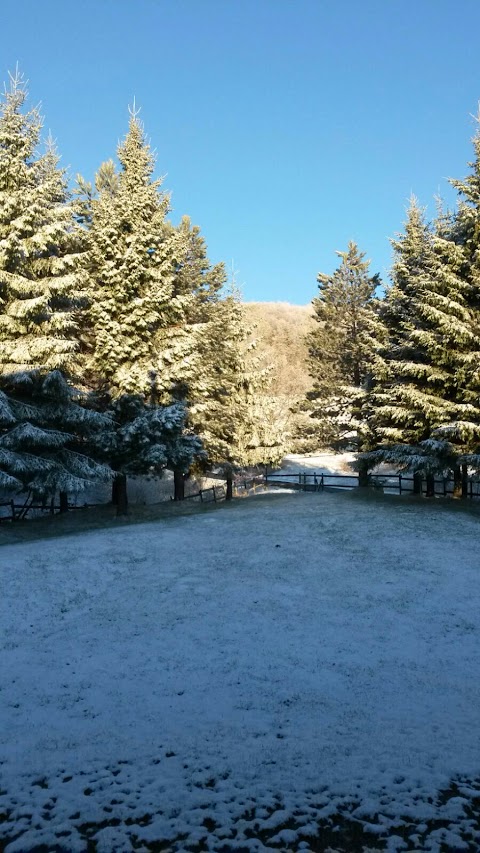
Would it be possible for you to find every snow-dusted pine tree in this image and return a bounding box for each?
[0,370,111,501]
[305,242,384,453]
[186,271,286,471]
[362,198,480,495]
[78,111,206,507]
[0,70,87,376]
[0,71,112,505]
[81,108,188,398]
[93,393,203,514]
[446,117,480,478]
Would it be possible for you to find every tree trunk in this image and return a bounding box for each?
[59,491,69,514]
[357,459,370,488]
[461,463,468,499]
[111,477,118,505]
[413,472,422,495]
[425,473,435,498]
[115,473,128,516]
[453,466,462,499]
[226,473,233,501]
[173,469,185,501]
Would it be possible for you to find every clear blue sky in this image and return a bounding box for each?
[2,0,480,304]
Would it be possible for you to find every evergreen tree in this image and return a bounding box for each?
[446,118,480,474]
[362,198,480,494]
[78,111,205,506]
[95,393,203,514]
[162,227,283,471]
[0,70,87,376]
[82,109,187,398]
[305,242,384,451]
[187,277,284,470]
[0,71,112,505]
[0,370,111,500]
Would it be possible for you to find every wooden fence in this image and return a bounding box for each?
[182,484,226,503]
[0,497,109,523]
[265,471,480,498]
[181,476,265,503]
[4,469,478,524]
[0,476,263,522]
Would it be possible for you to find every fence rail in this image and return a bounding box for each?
[0,498,109,523]
[265,471,480,498]
[3,468,479,525]
[182,485,226,503]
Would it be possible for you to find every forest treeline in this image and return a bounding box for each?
[304,189,480,494]
[247,110,480,495]
[0,71,289,514]
[2,68,480,514]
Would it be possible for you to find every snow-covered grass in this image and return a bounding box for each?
[1,490,480,852]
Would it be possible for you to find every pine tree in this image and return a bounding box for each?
[78,111,205,507]
[305,241,384,451]
[0,370,111,500]
[82,108,187,398]
[0,70,87,376]
[187,276,284,470]
[94,393,203,514]
[162,227,284,471]
[363,198,480,494]
[0,71,112,505]
[446,117,480,476]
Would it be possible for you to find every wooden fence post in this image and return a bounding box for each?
[425,473,435,498]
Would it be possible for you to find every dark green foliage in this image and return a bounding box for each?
[0,370,111,497]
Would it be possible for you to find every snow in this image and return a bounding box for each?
[278,452,357,475]
[268,452,359,490]
[1,490,480,851]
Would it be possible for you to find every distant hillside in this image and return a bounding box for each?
[243,301,314,398]
[242,301,317,453]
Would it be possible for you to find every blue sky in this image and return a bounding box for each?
[2,0,480,304]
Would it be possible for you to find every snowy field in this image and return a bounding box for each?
[1,490,480,852]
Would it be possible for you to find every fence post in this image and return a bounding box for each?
[321,473,324,491]
[10,499,15,521]
[413,472,422,495]
[199,489,203,502]
[213,487,217,502]
[398,474,402,495]
[357,459,370,487]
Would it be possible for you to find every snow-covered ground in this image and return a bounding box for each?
[1,490,480,851]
